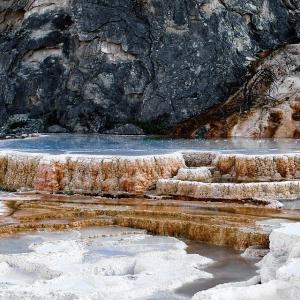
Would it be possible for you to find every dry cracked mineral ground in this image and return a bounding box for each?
[0,135,300,299]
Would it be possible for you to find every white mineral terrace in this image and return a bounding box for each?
[0,227,214,299]
[0,222,299,300]
[0,135,300,299]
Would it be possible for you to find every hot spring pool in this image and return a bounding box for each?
[0,134,300,156]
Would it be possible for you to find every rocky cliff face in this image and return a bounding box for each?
[202,43,300,138]
[0,0,299,135]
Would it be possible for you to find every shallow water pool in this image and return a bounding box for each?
[0,227,258,300]
[1,134,300,156]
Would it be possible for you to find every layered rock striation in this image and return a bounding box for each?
[0,0,299,135]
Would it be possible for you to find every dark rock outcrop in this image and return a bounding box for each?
[105,123,144,135]
[47,124,68,133]
[0,0,299,135]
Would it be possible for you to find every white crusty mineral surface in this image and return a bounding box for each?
[157,179,300,200]
[0,227,213,300]
[175,167,214,182]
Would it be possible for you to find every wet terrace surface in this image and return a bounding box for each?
[0,192,270,299]
[0,192,300,249]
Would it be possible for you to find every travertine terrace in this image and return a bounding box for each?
[0,151,185,194]
[157,152,300,203]
[1,150,300,203]
[0,192,291,250]
[0,147,300,299]
[0,147,300,252]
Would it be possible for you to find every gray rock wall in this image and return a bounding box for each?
[0,0,299,135]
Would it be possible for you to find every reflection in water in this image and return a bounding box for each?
[1,134,300,155]
[175,241,259,297]
[282,200,300,209]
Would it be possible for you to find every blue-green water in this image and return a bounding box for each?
[0,134,300,156]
